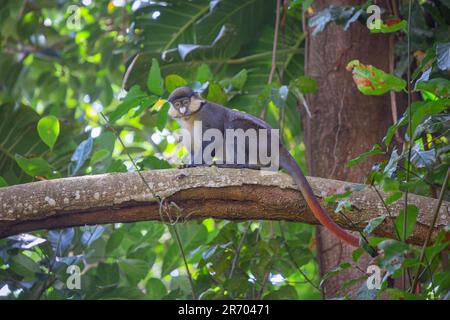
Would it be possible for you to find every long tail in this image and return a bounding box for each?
[279,147,359,247]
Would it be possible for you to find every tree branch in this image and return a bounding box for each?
[0,168,448,243]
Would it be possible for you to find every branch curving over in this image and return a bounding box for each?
[0,167,448,243]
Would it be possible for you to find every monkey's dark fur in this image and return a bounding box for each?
[168,87,360,247]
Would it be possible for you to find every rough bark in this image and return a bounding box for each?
[304,0,405,298]
[0,168,447,242]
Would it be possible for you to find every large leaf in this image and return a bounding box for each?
[37,115,60,149]
[346,60,406,95]
[395,205,419,241]
[126,0,275,89]
[0,104,80,185]
[436,42,450,71]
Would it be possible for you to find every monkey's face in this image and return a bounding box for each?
[168,95,204,119]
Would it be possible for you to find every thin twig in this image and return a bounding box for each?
[99,112,197,299]
[402,0,413,291]
[172,224,197,299]
[279,222,323,294]
[260,0,281,120]
[228,222,251,280]
[410,166,449,293]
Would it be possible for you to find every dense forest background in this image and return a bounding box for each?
[0,0,449,300]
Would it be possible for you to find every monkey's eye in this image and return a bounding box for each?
[174,101,181,108]
[182,99,189,106]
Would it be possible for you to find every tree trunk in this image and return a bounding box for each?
[304,0,401,298]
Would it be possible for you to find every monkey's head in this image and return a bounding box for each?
[168,87,205,119]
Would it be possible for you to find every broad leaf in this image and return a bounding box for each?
[70,136,93,176]
[436,42,450,71]
[147,58,164,95]
[347,60,406,95]
[37,115,60,149]
[363,215,386,235]
[15,155,53,178]
[165,74,187,93]
[395,205,419,241]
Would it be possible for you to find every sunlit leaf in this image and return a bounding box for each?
[370,19,407,33]
[15,154,53,178]
[346,60,406,95]
[165,74,187,93]
[37,115,60,149]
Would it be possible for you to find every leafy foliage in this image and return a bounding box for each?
[0,0,448,301]
[0,0,319,300]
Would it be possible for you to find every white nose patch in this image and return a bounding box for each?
[179,106,186,114]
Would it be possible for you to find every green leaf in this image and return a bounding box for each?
[207,82,227,105]
[119,259,152,284]
[109,86,152,122]
[95,262,120,287]
[291,76,318,94]
[147,58,164,95]
[165,74,187,93]
[346,60,406,95]
[436,42,450,71]
[395,205,419,241]
[348,144,383,167]
[138,156,171,170]
[156,102,170,131]
[263,285,298,299]
[161,243,180,276]
[363,215,386,235]
[173,24,240,62]
[173,223,208,252]
[352,248,364,262]
[320,262,351,286]
[410,99,450,138]
[415,78,450,98]
[381,177,400,193]
[370,19,407,34]
[0,176,8,187]
[146,278,167,299]
[196,64,213,83]
[107,160,128,173]
[106,228,125,254]
[37,115,60,149]
[90,148,111,166]
[230,69,248,90]
[15,154,53,177]
[385,192,402,205]
[9,254,41,280]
